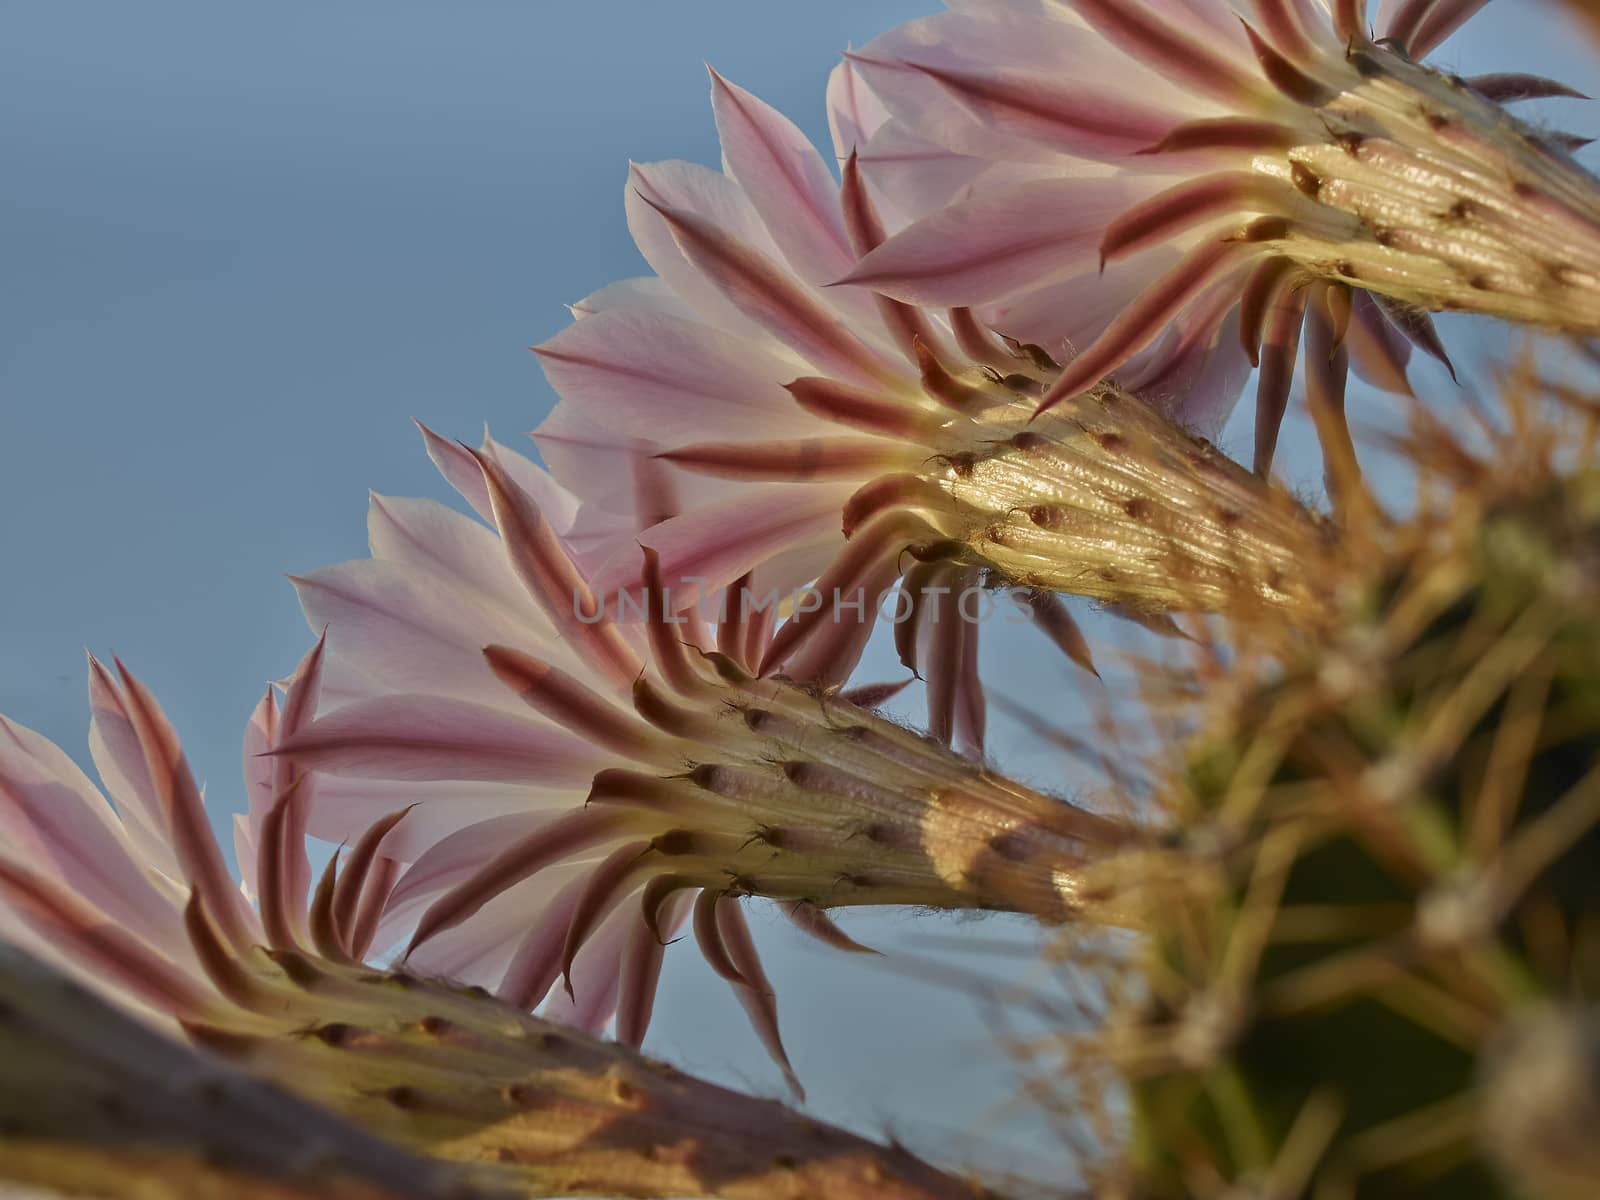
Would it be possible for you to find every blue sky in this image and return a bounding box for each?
[2,0,1596,1182]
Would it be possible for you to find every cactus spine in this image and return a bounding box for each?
[1089,463,1600,1199]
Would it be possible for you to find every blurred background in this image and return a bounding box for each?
[1,0,1596,1188]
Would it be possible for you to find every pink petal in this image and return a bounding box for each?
[618,484,848,603]
[0,857,207,1016]
[0,715,189,964]
[535,309,817,444]
[292,560,537,703]
[114,662,254,952]
[624,159,782,339]
[1039,240,1257,413]
[568,275,679,319]
[303,775,541,862]
[852,11,1206,163]
[826,59,891,163]
[708,71,875,307]
[274,694,602,784]
[474,445,646,690]
[85,654,182,879]
[638,192,902,390]
[843,176,1142,307]
[1409,0,1492,58]
[367,493,530,615]
[403,808,631,954]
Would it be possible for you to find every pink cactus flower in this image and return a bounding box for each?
[844,0,1599,493]
[532,71,1323,754]
[282,426,1128,1091]
[0,662,1002,1200]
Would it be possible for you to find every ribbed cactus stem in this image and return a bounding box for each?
[180,947,999,1200]
[1091,466,1600,1199]
[0,942,485,1200]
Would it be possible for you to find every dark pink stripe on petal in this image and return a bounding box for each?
[1410,0,1490,58]
[404,808,632,956]
[1101,172,1299,265]
[483,645,660,762]
[1249,0,1321,62]
[660,438,908,482]
[639,195,900,390]
[785,376,948,444]
[115,663,253,953]
[1074,0,1268,101]
[1383,0,1437,52]
[905,59,1182,158]
[1333,0,1371,43]
[331,807,412,954]
[273,695,602,785]
[0,859,207,1016]
[1039,240,1257,415]
[471,445,643,689]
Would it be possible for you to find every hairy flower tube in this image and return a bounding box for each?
[0,658,1010,1200]
[532,71,1330,752]
[281,427,1133,1090]
[845,0,1599,485]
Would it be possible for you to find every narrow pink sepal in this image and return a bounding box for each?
[1254,283,1310,476]
[636,191,900,390]
[114,661,253,953]
[1409,0,1490,58]
[715,896,803,1100]
[785,376,948,444]
[496,875,586,1011]
[403,808,630,957]
[272,694,602,785]
[0,857,207,1016]
[330,806,412,955]
[1038,240,1256,415]
[558,840,652,999]
[785,900,879,955]
[1073,0,1267,102]
[483,644,661,763]
[272,634,326,934]
[616,894,690,1046]
[661,437,909,482]
[470,443,644,690]
[707,68,857,289]
[1461,73,1588,103]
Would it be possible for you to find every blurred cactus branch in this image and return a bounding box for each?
[0,941,494,1200]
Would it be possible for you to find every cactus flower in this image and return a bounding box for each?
[0,658,1014,1200]
[282,426,1133,1090]
[844,0,1599,487]
[535,71,1330,753]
